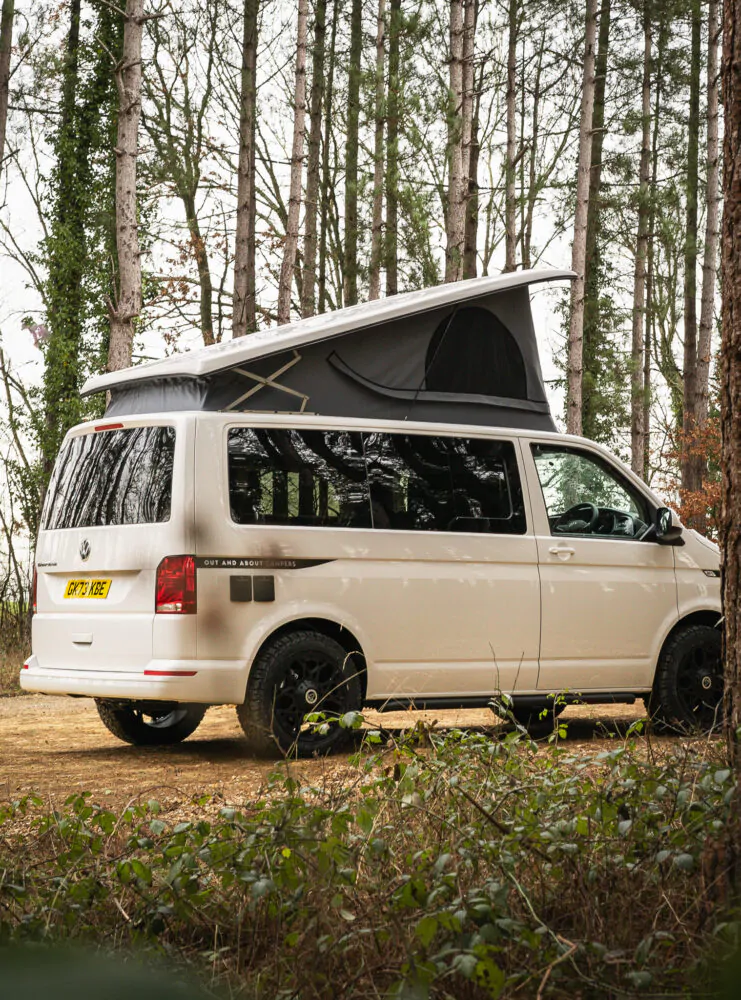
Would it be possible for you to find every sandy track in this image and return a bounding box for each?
[0,695,647,809]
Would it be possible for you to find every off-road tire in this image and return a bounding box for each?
[237,630,363,758]
[645,624,723,733]
[95,700,206,746]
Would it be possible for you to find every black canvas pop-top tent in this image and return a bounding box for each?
[82,268,574,432]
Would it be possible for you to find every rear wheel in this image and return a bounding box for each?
[646,624,723,733]
[237,630,362,758]
[95,700,206,746]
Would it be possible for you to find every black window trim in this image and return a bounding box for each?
[226,424,529,537]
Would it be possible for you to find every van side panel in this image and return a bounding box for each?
[195,418,541,701]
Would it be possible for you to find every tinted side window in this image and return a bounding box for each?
[447,436,526,533]
[364,433,452,530]
[364,433,526,534]
[42,426,175,529]
[228,428,371,527]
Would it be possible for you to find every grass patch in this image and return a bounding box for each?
[1,725,739,997]
[0,635,27,696]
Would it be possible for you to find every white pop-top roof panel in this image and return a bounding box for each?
[82,268,575,396]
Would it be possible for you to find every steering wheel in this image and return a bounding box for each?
[554,502,599,533]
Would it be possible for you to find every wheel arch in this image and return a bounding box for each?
[250,617,369,700]
[652,609,723,684]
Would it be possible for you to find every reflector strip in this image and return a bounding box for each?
[143,669,197,677]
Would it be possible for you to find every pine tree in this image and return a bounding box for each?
[301,0,327,318]
[369,0,386,301]
[566,0,598,436]
[343,0,363,305]
[277,0,308,325]
[0,0,13,177]
[720,0,741,901]
[233,0,259,337]
[681,0,702,484]
[385,0,401,296]
[107,0,144,371]
[630,3,652,477]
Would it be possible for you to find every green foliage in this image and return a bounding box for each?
[38,2,122,474]
[0,730,737,997]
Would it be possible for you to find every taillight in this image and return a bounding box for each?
[155,555,197,614]
[32,568,37,615]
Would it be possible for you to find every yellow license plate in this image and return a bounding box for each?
[64,579,112,599]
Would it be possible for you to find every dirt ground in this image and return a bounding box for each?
[0,694,657,810]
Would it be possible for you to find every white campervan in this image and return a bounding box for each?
[22,271,722,755]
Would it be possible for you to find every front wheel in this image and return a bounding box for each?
[237,630,363,758]
[95,700,206,746]
[646,625,723,733]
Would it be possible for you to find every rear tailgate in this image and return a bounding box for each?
[33,415,195,673]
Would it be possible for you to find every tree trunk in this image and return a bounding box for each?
[463,64,481,280]
[444,0,464,282]
[699,0,721,426]
[630,6,651,477]
[343,0,362,305]
[565,0,598,436]
[369,0,386,301]
[233,0,259,338]
[720,0,741,901]
[457,0,475,280]
[107,0,144,373]
[385,0,401,296]
[182,191,214,346]
[0,0,14,178]
[644,12,667,480]
[522,30,546,271]
[301,0,326,317]
[318,0,338,314]
[681,0,702,486]
[277,0,308,326]
[504,0,517,273]
[581,0,610,440]
[689,0,720,525]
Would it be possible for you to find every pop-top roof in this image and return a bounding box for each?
[82,268,574,397]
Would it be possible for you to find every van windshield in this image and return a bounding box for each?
[42,426,175,529]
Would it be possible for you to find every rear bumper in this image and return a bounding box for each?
[20,655,246,704]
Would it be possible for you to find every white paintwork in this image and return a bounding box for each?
[80,268,575,396]
[520,439,679,691]
[195,419,540,698]
[23,410,721,707]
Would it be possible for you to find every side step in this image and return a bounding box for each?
[366,692,640,714]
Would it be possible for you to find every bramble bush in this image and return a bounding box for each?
[0,724,739,998]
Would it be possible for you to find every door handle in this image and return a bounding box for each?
[549,545,575,560]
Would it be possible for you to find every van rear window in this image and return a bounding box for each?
[42,426,175,529]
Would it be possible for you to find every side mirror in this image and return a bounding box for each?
[655,506,684,545]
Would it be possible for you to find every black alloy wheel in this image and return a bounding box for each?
[237,630,363,757]
[95,700,206,746]
[647,624,723,733]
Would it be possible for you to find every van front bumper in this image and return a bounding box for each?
[20,655,246,705]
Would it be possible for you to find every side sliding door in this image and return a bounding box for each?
[358,431,541,698]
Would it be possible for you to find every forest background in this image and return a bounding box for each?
[0,0,722,648]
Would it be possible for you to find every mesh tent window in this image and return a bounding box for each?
[424,307,528,399]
